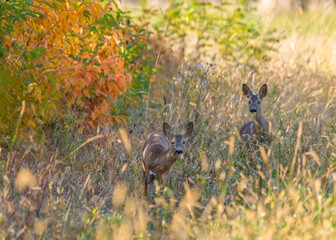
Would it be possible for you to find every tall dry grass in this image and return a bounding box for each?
[1,8,336,240]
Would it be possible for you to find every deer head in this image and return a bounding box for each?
[162,122,194,155]
[242,84,268,114]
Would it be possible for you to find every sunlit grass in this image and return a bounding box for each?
[270,9,336,36]
[1,5,336,239]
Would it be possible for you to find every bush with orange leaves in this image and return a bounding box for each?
[0,0,152,141]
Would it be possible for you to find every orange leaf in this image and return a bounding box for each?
[91,111,97,120]
[78,4,86,14]
[83,89,90,98]
[75,89,82,98]
[126,73,132,84]
[77,78,86,87]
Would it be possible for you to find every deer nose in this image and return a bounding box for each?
[250,109,257,113]
[175,149,183,154]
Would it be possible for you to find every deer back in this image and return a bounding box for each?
[240,120,270,138]
[142,132,169,171]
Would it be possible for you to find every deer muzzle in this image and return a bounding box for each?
[175,149,183,154]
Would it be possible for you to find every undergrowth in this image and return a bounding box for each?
[1,1,336,240]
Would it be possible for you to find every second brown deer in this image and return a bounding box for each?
[240,84,271,142]
[240,84,272,160]
[142,122,194,197]
[240,84,272,193]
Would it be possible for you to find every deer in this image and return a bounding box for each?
[240,83,271,145]
[142,122,194,197]
[240,83,272,183]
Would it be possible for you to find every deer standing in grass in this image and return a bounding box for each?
[240,84,272,162]
[142,122,194,197]
[240,83,272,193]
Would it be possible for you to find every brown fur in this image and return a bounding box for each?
[142,122,193,196]
[240,84,272,156]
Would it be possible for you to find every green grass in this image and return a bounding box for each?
[269,10,336,36]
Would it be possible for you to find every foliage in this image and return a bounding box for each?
[142,0,278,65]
[0,0,153,142]
[0,0,42,43]
[0,0,42,143]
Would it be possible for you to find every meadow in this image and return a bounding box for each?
[1,0,336,239]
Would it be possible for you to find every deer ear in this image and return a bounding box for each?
[259,84,267,99]
[184,122,194,138]
[162,122,172,137]
[242,84,252,98]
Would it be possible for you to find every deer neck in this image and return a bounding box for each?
[160,148,179,169]
[253,110,266,131]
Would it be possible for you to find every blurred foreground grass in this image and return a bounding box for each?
[1,4,336,240]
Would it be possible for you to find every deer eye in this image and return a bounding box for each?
[257,101,260,104]
[183,141,186,144]
[248,101,251,104]
[171,141,174,145]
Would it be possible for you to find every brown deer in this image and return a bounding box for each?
[240,84,272,193]
[240,84,272,159]
[240,84,271,141]
[142,122,194,196]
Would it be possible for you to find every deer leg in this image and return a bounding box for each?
[144,171,148,196]
[148,171,156,202]
[163,171,172,189]
[168,168,174,189]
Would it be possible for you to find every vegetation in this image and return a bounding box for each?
[141,0,277,63]
[1,0,336,239]
[0,0,153,140]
